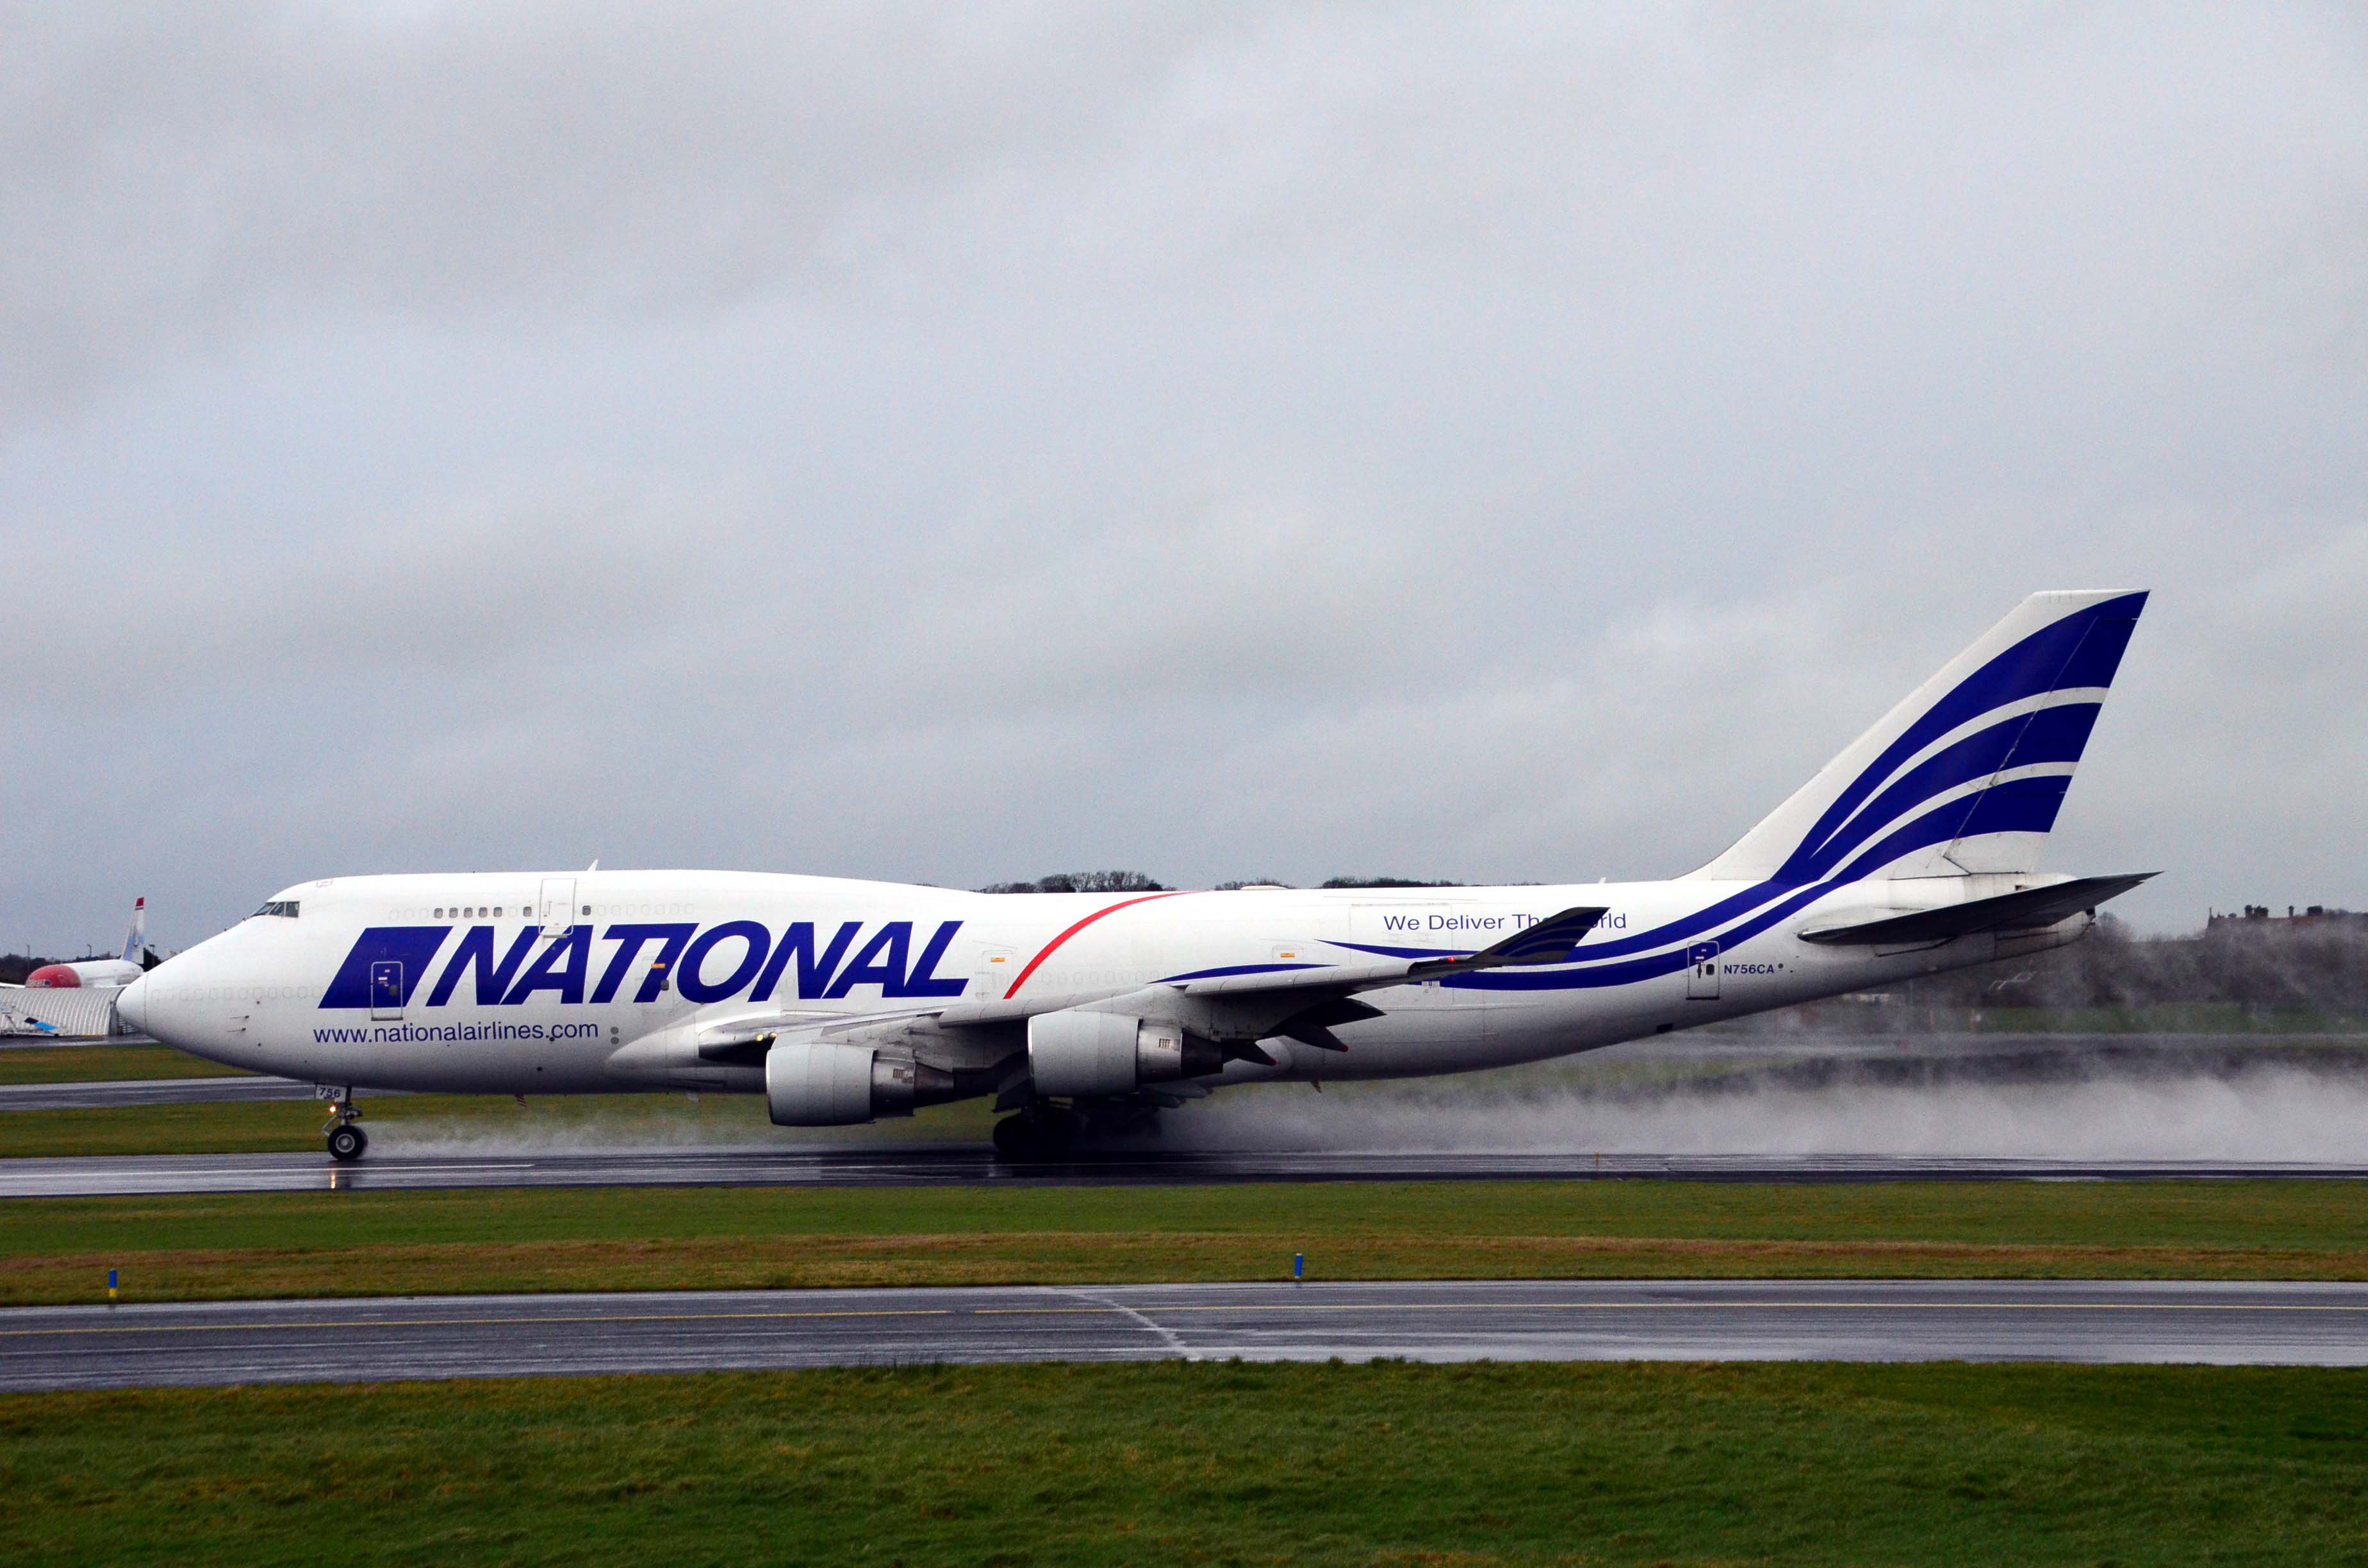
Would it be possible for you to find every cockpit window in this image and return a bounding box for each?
[252,900,301,919]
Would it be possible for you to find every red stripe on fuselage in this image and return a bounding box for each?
[1004,892,1193,999]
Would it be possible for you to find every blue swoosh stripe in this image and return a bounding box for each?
[1331,940,1471,960]
[1449,779,2071,993]
[1798,701,2100,881]
[1316,600,2140,1002]
[1777,592,2144,881]
[1156,961,1326,983]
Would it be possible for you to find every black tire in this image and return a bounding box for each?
[1037,1107,1078,1154]
[992,1112,1078,1162]
[327,1123,368,1163]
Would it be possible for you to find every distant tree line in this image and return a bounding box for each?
[974,871,1171,895]
[0,955,60,986]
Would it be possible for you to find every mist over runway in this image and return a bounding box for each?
[4,1031,2365,1190]
[9,1279,2368,1391]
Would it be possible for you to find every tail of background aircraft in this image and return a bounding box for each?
[121,897,146,965]
[1689,590,2148,885]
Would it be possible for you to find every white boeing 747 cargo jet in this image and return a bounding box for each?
[120,591,2152,1161]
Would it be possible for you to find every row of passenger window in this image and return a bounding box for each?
[432,904,598,920]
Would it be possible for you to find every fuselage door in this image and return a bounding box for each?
[971,947,1017,1000]
[539,878,578,938]
[1686,942,1720,1000]
[370,961,404,1020]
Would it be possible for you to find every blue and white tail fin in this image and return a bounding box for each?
[1688,591,2148,885]
[121,897,146,965]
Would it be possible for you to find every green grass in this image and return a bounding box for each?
[0,1045,251,1086]
[4,1360,2366,1565]
[10,1179,2368,1306]
[0,1088,999,1157]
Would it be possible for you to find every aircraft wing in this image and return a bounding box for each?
[926,904,1609,1059]
[933,904,1607,1024]
[1176,904,1611,997]
[714,907,1609,1076]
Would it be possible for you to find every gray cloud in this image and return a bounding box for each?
[3,3,2364,951]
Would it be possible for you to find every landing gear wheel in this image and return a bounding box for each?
[327,1122,368,1163]
[992,1108,1078,1162]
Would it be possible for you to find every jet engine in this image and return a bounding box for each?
[765,1041,955,1126]
[1026,1010,1223,1098]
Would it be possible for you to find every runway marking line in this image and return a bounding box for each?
[10,1297,2368,1343]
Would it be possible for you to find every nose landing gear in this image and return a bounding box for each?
[317,1086,368,1163]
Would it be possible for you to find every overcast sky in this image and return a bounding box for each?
[4,2,2364,952]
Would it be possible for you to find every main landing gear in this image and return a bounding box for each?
[318,1086,368,1163]
[991,1104,1077,1162]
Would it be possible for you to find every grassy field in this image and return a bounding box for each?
[0,1086,1017,1158]
[0,1079,1019,1157]
[6,1360,2367,1566]
[9,1179,2368,1306]
[0,1045,251,1086]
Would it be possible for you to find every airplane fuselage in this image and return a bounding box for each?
[124,868,2080,1097]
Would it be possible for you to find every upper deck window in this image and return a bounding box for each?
[252,900,301,919]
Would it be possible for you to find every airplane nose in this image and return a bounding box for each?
[115,974,149,1036]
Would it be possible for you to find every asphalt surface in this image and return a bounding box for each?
[7,1278,2366,1390]
[7,1145,2368,1197]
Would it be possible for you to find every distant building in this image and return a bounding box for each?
[2205,903,2368,934]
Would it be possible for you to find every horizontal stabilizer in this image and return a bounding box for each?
[1798,874,2155,946]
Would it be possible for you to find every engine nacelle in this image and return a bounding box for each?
[766,1041,955,1126]
[1026,1010,1222,1098]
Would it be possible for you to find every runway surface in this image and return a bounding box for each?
[7,1145,2368,1197]
[7,1278,2366,1390]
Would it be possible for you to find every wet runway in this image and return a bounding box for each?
[6,1144,2368,1198]
[6,1278,2365,1390]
